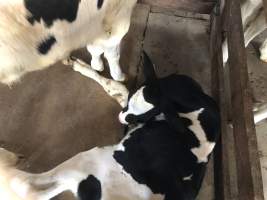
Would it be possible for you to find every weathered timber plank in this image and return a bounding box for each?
[139,0,216,14]
[225,0,264,199]
[210,5,231,200]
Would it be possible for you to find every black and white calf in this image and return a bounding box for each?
[2,53,220,200]
[119,52,220,163]
[0,0,137,85]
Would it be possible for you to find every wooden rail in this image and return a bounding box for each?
[210,2,231,199]
[137,0,265,198]
[139,0,216,14]
[212,0,265,199]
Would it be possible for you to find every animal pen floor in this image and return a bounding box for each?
[1,3,267,200]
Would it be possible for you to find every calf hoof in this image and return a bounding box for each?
[62,56,77,66]
[91,59,104,72]
[112,73,126,82]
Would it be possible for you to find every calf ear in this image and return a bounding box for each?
[142,51,157,85]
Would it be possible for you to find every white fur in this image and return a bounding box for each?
[72,58,129,107]
[180,109,215,163]
[0,0,137,84]
[4,146,153,200]
[222,0,267,63]
[0,148,37,200]
[118,87,154,124]
[182,174,193,181]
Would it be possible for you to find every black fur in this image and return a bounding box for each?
[142,51,158,86]
[114,121,205,200]
[117,52,221,199]
[97,0,104,9]
[78,175,102,200]
[122,52,220,142]
[75,52,219,200]
[37,35,56,55]
[24,0,81,27]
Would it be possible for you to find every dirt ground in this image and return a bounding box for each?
[1,3,267,200]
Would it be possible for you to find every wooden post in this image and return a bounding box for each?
[210,2,231,199]
[225,0,264,199]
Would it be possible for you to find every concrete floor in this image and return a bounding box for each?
[1,3,267,200]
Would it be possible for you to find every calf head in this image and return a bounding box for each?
[119,52,187,132]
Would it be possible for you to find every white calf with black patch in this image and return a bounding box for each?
[3,52,220,200]
[0,0,137,85]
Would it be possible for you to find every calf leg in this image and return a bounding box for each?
[87,45,105,72]
[100,2,134,82]
[104,43,126,81]
[70,57,128,107]
[87,41,126,81]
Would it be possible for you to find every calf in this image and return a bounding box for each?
[3,53,220,200]
[0,0,137,85]
[119,52,220,163]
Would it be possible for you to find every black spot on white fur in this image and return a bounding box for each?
[37,36,57,55]
[78,175,102,200]
[24,0,81,27]
[97,0,104,9]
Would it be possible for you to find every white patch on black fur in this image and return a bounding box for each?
[119,87,154,124]
[180,109,215,163]
[117,124,144,151]
[183,174,193,181]
[155,113,165,121]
